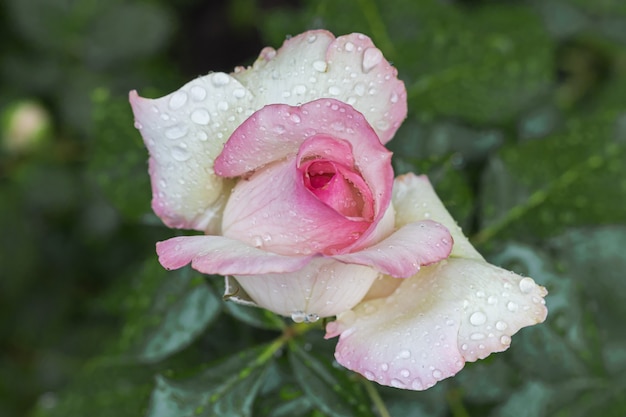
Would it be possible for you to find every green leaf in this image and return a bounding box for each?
[478,78,626,241]
[489,381,554,417]
[548,226,626,322]
[223,300,286,331]
[289,345,372,417]
[147,345,274,417]
[89,88,152,222]
[120,260,221,363]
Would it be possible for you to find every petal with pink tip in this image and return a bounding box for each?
[233,258,380,318]
[129,74,257,232]
[393,173,484,260]
[232,30,407,144]
[333,220,453,278]
[326,258,547,390]
[157,235,313,275]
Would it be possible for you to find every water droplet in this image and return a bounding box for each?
[328,86,341,96]
[487,295,498,305]
[354,82,366,96]
[362,48,383,72]
[390,92,399,103]
[446,318,455,326]
[331,121,345,132]
[306,313,319,323]
[212,72,230,86]
[313,60,328,72]
[232,88,246,99]
[470,332,486,340]
[292,84,307,95]
[169,91,187,110]
[171,145,191,161]
[411,379,424,390]
[363,370,375,380]
[469,311,487,326]
[398,349,411,359]
[400,369,410,378]
[345,41,355,52]
[432,369,443,379]
[381,363,389,371]
[376,120,390,131]
[190,86,207,101]
[500,335,511,345]
[519,277,536,293]
[495,321,508,331]
[165,125,188,140]
[217,101,229,111]
[291,310,306,323]
[190,109,211,125]
[391,379,407,389]
[290,114,301,123]
[507,301,519,312]
[133,121,143,130]
[461,343,468,350]
[307,34,317,43]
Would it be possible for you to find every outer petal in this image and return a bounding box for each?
[333,220,452,278]
[129,74,257,232]
[393,173,483,260]
[233,258,380,318]
[232,30,407,144]
[157,235,313,275]
[326,258,547,390]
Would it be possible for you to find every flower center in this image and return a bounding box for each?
[302,159,373,220]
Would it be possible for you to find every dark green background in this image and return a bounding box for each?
[1,0,625,416]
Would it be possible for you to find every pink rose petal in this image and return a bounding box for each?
[232,30,407,144]
[157,235,313,275]
[326,258,548,390]
[333,220,453,277]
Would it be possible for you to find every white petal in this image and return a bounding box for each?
[393,173,484,260]
[234,258,380,318]
[129,73,256,232]
[326,258,547,390]
[232,30,407,144]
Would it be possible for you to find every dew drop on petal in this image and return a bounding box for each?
[169,91,188,110]
[328,86,341,96]
[190,109,211,125]
[363,370,375,380]
[469,311,487,326]
[217,101,229,111]
[171,145,191,161]
[391,379,407,389]
[212,72,230,86]
[345,41,355,52]
[496,321,508,331]
[400,369,410,378]
[398,349,411,359]
[165,125,188,140]
[306,313,319,323]
[507,301,519,312]
[190,86,207,101]
[362,48,383,72]
[291,310,306,323]
[313,60,328,72]
[432,369,443,379]
[519,277,536,293]
[500,335,512,346]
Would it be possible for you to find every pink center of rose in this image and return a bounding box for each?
[301,159,374,220]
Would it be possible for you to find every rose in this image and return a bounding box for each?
[130,30,454,319]
[130,30,548,390]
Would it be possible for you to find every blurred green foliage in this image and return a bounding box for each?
[1,0,626,416]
